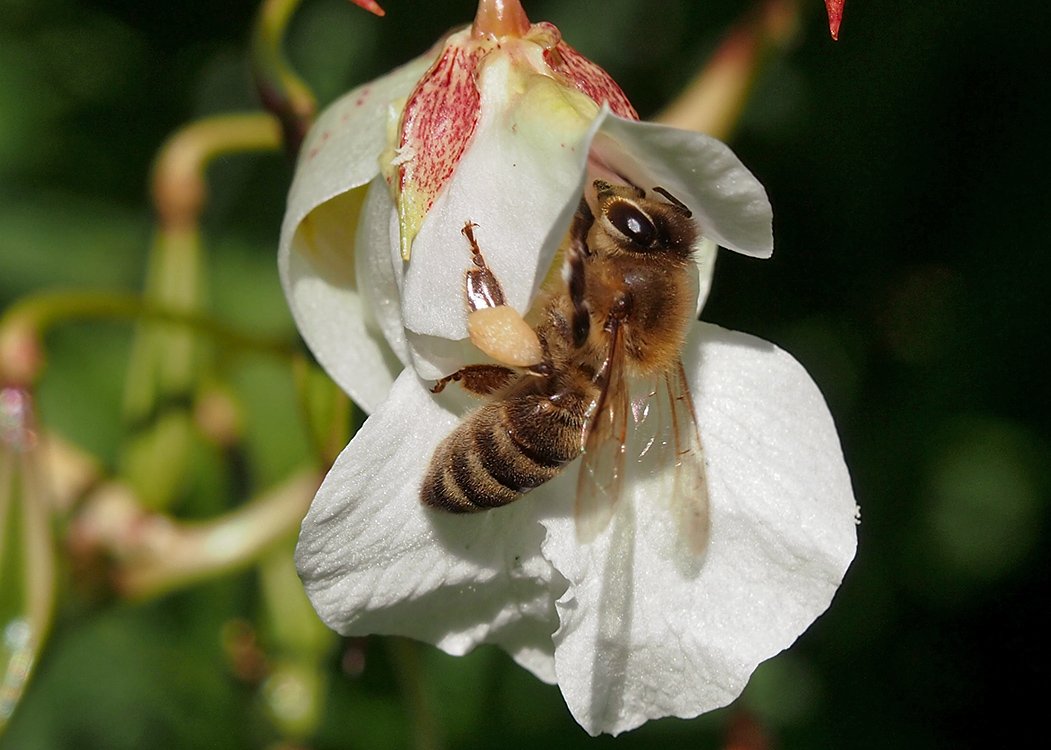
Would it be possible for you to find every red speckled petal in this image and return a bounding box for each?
[825,0,845,40]
[396,37,486,259]
[541,33,638,121]
[349,0,385,17]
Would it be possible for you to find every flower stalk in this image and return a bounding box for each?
[0,291,297,376]
[68,468,320,600]
[387,638,442,750]
[0,388,55,735]
[258,549,334,741]
[656,0,799,140]
[123,113,282,510]
[472,0,530,39]
[251,0,318,157]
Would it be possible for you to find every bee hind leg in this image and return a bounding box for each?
[462,221,506,311]
[460,221,545,367]
[431,364,517,396]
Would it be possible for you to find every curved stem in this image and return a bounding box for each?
[252,0,318,158]
[70,468,321,600]
[654,0,798,140]
[133,111,281,418]
[388,638,443,750]
[153,113,282,231]
[1,291,297,384]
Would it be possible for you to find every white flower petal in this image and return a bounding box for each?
[279,54,433,411]
[357,177,411,368]
[593,115,774,258]
[695,237,718,315]
[399,56,603,369]
[541,323,857,735]
[282,53,435,248]
[296,368,564,680]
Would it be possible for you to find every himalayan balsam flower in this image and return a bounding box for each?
[280,0,857,736]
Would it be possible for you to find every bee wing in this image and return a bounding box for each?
[574,322,630,544]
[659,360,711,559]
[612,359,710,563]
[575,328,710,561]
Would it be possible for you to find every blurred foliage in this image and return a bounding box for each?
[1,0,1049,748]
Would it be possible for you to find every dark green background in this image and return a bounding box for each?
[2,0,1048,747]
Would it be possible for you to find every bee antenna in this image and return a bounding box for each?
[652,186,692,218]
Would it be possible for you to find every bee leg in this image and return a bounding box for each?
[567,198,594,348]
[431,364,516,396]
[460,221,544,367]
[651,186,692,217]
[462,221,506,311]
[525,332,555,380]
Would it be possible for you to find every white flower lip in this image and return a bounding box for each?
[281,24,855,737]
[295,325,857,735]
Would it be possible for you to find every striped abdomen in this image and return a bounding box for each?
[421,379,595,512]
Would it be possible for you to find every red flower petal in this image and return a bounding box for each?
[825,0,845,41]
[395,41,485,259]
[536,22,638,121]
[349,0,385,17]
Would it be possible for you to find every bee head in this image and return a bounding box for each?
[592,180,698,258]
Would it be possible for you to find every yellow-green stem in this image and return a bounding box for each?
[387,638,443,750]
[70,468,320,600]
[1,291,297,383]
[252,0,317,157]
[257,549,334,740]
[292,355,352,469]
[654,0,799,140]
[0,389,55,735]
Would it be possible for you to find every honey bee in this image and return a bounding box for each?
[421,179,710,554]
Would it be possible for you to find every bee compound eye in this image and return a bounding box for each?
[606,201,656,248]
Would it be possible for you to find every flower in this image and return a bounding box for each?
[280,0,857,736]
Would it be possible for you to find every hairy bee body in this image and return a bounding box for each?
[421,358,597,511]
[422,181,700,515]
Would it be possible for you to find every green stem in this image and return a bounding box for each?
[71,468,320,600]
[654,0,799,140]
[1,291,297,384]
[387,638,443,750]
[291,355,352,470]
[0,389,55,735]
[152,113,282,229]
[252,0,317,158]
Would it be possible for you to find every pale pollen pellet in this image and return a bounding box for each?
[467,306,543,367]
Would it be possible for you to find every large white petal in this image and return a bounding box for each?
[356,178,410,370]
[399,56,603,376]
[541,323,857,735]
[593,115,774,258]
[279,53,433,411]
[281,53,435,253]
[296,368,565,681]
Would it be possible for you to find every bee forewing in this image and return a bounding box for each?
[574,329,630,544]
[615,363,710,566]
[663,361,711,558]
